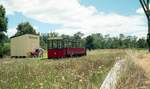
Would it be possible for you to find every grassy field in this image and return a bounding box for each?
[0,49,126,89]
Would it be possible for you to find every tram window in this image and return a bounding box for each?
[48,40,52,49]
[50,40,63,49]
[68,41,72,48]
[73,42,77,48]
[57,40,63,48]
[72,42,74,48]
[74,42,77,48]
[64,41,66,48]
[78,42,81,47]
[57,41,61,48]
[76,42,78,47]
[65,41,69,48]
[52,40,57,48]
[49,39,84,48]
[75,42,78,48]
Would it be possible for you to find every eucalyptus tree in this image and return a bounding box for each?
[139,0,150,51]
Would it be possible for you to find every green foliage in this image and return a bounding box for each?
[85,35,94,50]
[61,32,84,41]
[137,37,147,48]
[85,33,148,49]
[73,32,84,40]
[40,33,49,49]
[0,5,8,58]
[0,32,6,43]
[0,43,10,58]
[14,22,37,37]
[49,32,58,37]
[0,5,7,32]
[2,43,10,56]
[0,33,9,58]
[0,5,8,43]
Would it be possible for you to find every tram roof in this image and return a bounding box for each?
[48,37,63,40]
[48,37,81,43]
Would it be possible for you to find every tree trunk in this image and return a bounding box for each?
[147,21,150,52]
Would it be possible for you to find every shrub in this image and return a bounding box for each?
[0,43,10,58]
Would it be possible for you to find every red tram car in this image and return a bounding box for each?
[47,37,86,58]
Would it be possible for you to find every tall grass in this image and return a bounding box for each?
[0,49,126,89]
[116,50,149,89]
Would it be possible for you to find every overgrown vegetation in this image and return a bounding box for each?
[0,43,10,57]
[0,49,126,89]
[116,50,149,89]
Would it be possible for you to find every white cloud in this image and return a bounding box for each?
[56,14,147,37]
[136,8,144,14]
[7,28,17,37]
[0,0,148,37]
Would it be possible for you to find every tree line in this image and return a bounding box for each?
[40,32,148,50]
[85,33,148,50]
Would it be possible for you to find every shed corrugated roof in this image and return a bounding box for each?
[10,34,39,39]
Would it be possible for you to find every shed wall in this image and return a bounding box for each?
[11,34,39,57]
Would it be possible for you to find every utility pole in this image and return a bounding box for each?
[139,0,150,51]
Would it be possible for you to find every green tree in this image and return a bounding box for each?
[118,34,125,48]
[73,32,84,40]
[0,5,7,43]
[0,5,7,33]
[84,33,148,49]
[137,38,147,48]
[0,5,8,57]
[91,33,104,49]
[85,35,94,50]
[49,32,58,37]
[15,22,36,36]
[61,34,70,39]
[40,33,49,49]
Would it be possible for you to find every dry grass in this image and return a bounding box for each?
[0,49,126,89]
[116,50,150,89]
[116,60,146,89]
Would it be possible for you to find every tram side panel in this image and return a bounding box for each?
[65,48,86,57]
[48,49,66,58]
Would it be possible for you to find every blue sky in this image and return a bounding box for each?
[80,0,140,15]
[0,0,147,37]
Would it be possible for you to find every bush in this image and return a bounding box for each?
[0,43,10,58]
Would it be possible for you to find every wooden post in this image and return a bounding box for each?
[139,0,150,51]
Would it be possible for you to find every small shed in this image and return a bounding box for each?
[11,34,40,57]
